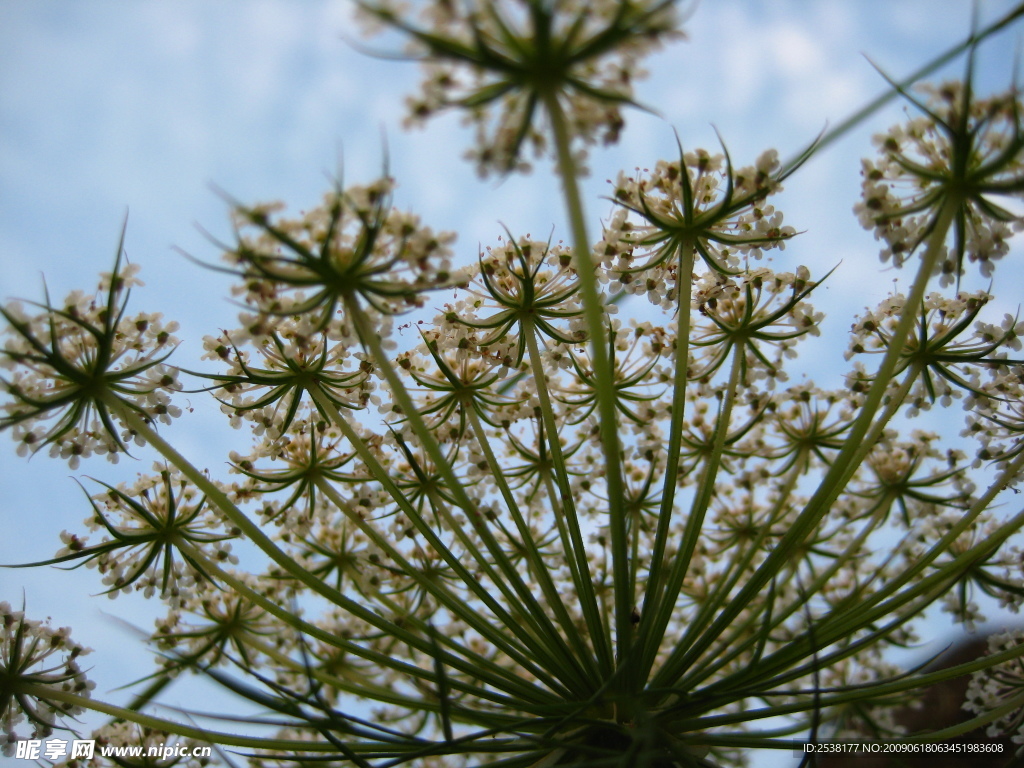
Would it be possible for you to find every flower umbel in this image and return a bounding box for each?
[6,6,1024,768]
[1,603,94,751]
[856,76,1024,284]
[220,178,456,333]
[0,233,181,467]
[358,0,685,176]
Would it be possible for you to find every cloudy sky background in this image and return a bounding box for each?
[1,0,1023,761]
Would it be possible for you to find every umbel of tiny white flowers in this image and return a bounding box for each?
[601,142,798,287]
[214,176,457,336]
[8,8,1024,768]
[0,230,182,467]
[357,0,686,176]
[8,468,239,605]
[855,54,1024,285]
[1,601,94,751]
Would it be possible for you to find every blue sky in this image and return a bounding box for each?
[1,0,1022,758]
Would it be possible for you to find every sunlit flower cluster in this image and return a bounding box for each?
[597,147,796,305]
[222,178,458,333]
[38,468,240,607]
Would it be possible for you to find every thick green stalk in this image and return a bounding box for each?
[648,343,745,690]
[666,632,1024,733]
[465,404,602,677]
[111,398,550,694]
[344,299,588,682]
[178,539,559,708]
[312,476,582,695]
[670,459,807,691]
[542,90,631,677]
[680,363,926,690]
[16,683,339,751]
[245,633,446,712]
[715,451,1024,696]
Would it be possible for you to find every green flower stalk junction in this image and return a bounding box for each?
[4,2,1024,766]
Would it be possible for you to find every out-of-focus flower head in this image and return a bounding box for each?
[357,0,687,176]
[1,602,93,751]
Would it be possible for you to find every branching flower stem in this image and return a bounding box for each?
[673,461,808,689]
[716,451,1024,696]
[110,396,571,705]
[14,681,339,752]
[102,394,338,601]
[177,539,559,711]
[311,475,584,695]
[542,89,631,689]
[638,240,695,681]
[303,385,590,695]
[668,633,1024,738]
[522,319,613,676]
[684,366,928,688]
[647,345,746,692]
[342,302,604,693]
[779,1,1024,174]
[652,193,963,690]
[242,632,447,713]
[463,404,605,675]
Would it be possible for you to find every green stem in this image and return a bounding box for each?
[542,89,630,679]
[673,460,807,691]
[177,539,558,708]
[104,396,353,604]
[661,193,961,687]
[345,299,587,685]
[638,238,695,682]
[719,450,1024,696]
[779,1,1024,176]
[522,320,612,675]
[305,384,588,696]
[312,476,578,696]
[648,343,745,690]
[682,363,924,691]
[464,404,601,677]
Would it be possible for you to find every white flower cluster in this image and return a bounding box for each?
[226,178,458,333]
[855,81,1023,282]
[965,629,1024,745]
[1,266,181,468]
[64,468,240,607]
[598,148,795,308]
[357,0,684,176]
[201,315,379,435]
[1,603,94,752]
